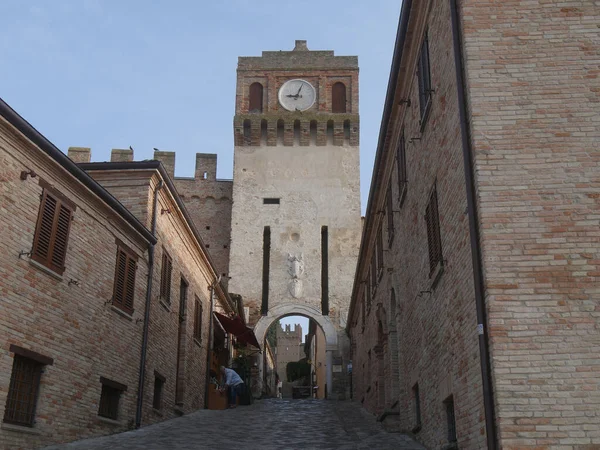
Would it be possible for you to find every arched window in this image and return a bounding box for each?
[249,82,263,113]
[332,82,346,113]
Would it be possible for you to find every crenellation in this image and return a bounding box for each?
[67,146,91,163]
[194,153,217,180]
[153,150,175,179]
[110,148,133,162]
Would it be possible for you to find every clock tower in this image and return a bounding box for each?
[228,40,361,398]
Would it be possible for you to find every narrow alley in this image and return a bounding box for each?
[45,399,425,450]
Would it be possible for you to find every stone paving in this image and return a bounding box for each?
[45,399,426,450]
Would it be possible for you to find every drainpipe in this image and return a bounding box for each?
[135,180,163,428]
[204,275,221,408]
[449,1,498,448]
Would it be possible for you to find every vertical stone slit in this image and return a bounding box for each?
[261,226,271,315]
[310,120,317,146]
[321,225,329,315]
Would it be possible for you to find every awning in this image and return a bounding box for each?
[214,312,261,349]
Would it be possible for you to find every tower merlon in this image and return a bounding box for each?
[111,148,133,162]
[67,147,91,163]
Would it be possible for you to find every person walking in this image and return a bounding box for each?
[220,366,244,408]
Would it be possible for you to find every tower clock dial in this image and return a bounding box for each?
[278,79,316,112]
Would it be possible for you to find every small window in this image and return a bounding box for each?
[194,296,203,342]
[112,247,137,314]
[249,82,263,113]
[445,396,458,444]
[153,372,165,410]
[263,198,280,205]
[98,377,126,420]
[425,185,443,277]
[332,82,347,113]
[417,33,432,127]
[413,383,422,432]
[3,355,44,427]
[160,251,173,304]
[396,130,407,206]
[31,188,74,275]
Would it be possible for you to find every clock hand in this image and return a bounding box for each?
[296,85,303,95]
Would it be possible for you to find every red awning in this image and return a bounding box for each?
[214,312,261,349]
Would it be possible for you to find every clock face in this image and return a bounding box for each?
[278,79,316,112]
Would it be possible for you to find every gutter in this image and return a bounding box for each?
[0,98,156,245]
[135,180,163,428]
[347,0,413,331]
[449,1,498,447]
[203,276,220,408]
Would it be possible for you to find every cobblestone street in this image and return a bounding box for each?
[45,399,425,450]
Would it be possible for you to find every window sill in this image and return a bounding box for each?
[430,260,444,290]
[97,416,122,426]
[111,305,134,321]
[194,338,202,348]
[159,299,171,313]
[1,422,41,435]
[29,259,63,281]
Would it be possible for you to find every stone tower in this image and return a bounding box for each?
[228,40,361,398]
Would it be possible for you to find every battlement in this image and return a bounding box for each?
[277,323,303,340]
[233,115,359,147]
[66,147,223,181]
[238,40,358,71]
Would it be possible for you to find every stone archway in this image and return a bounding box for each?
[253,303,338,398]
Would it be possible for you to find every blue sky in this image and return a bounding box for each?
[0,0,402,213]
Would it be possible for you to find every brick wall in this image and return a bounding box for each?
[349,0,486,447]
[0,119,150,448]
[461,0,600,447]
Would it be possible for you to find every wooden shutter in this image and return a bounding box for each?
[160,252,172,303]
[32,190,73,274]
[426,186,443,276]
[113,247,136,313]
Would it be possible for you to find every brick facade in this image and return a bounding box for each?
[348,0,599,449]
[0,104,234,448]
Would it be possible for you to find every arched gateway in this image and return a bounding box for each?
[253,304,338,398]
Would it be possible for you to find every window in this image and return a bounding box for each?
[386,183,394,246]
[332,82,346,113]
[98,377,127,420]
[31,187,75,275]
[263,198,280,205]
[425,185,443,278]
[160,251,173,304]
[417,32,432,127]
[3,346,53,427]
[445,396,458,444]
[412,383,422,432]
[194,296,203,342]
[376,225,384,279]
[153,372,165,410]
[396,130,407,206]
[112,246,137,314]
[249,82,263,113]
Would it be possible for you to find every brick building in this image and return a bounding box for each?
[0,100,236,448]
[347,1,599,449]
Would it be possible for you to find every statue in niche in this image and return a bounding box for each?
[287,253,304,298]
